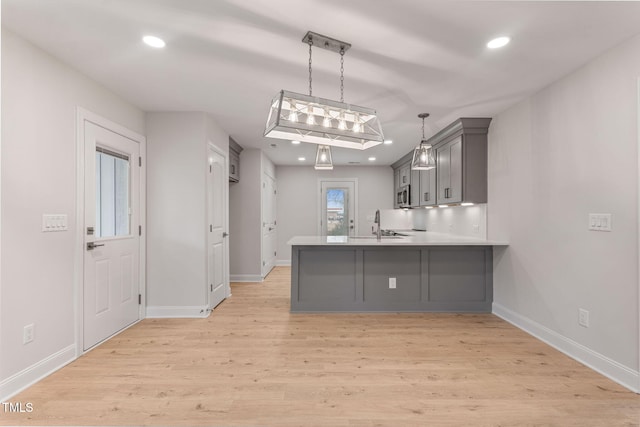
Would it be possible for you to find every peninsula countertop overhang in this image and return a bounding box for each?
[287,231,508,247]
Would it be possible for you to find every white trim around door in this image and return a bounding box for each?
[74,108,146,357]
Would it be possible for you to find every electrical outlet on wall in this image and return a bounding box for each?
[389,277,396,289]
[578,308,589,327]
[23,324,34,344]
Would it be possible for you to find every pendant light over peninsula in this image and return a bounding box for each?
[411,113,436,170]
[264,31,384,150]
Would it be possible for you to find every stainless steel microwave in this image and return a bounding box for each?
[397,185,410,208]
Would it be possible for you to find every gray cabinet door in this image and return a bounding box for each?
[437,136,462,204]
[393,168,400,208]
[410,169,420,207]
[399,163,410,186]
[419,168,436,206]
[449,137,462,203]
[229,150,240,182]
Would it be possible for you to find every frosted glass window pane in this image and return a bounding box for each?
[95,149,130,238]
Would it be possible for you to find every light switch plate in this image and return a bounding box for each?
[588,213,612,232]
[42,214,68,232]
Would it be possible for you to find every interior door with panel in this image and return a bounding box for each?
[208,147,227,310]
[262,174,277,277]
[320,180,356,237]
[83,121,140,351]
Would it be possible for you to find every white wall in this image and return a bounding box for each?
[488,34,640,391]
[146,112,229,316]
[0,29,145,398]
[276,165,394,263]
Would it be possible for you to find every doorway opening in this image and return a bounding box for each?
[318,179,358,237]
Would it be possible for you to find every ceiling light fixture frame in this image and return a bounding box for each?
[264,31,384,150]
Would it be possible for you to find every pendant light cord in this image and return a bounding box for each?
[340,47,345,103]
[308,39,313,96]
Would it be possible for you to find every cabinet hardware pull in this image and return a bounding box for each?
[424,192,429,201]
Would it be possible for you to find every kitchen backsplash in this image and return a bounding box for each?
[413,204,487,239]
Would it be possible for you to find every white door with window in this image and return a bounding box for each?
[83,121,140,351]
[320,180,357,237]
[208,147,227,310]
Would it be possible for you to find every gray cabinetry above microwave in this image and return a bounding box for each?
[229,137,243,182]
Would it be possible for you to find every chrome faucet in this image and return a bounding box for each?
[374,209,381,241]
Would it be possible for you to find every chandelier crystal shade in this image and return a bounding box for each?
[411,113,436,170]
[264,31,384,150]
[314,145,333,170]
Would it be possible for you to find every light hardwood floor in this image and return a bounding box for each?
[2,266,639,426]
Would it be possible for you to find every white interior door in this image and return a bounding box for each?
[208,147,227,310]
[262,174,277,277]
[83,121,140,351]
[320,180,356,237]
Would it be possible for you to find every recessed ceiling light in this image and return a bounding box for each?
[143,35,166,48]
[384,140,393,145]
[487,36,510,49]
[291,140,301,145]
[298,157,306,161]
[368,157,376,161]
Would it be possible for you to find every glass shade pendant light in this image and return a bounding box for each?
[314,145,333,170]
[264,31,384,150]
[411,113,436,170]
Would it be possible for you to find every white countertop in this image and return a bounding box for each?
[287,231,508,247]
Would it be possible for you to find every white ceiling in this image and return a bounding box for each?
[3,0,640,166]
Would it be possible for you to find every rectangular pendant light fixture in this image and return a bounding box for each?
[264,32,384,150]
[264,90,384,150]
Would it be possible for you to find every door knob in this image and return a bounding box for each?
[86,242,105,250]
[222,232,229,238]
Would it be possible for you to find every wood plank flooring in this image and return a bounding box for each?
[2,266,639,426]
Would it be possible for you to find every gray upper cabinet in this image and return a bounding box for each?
[399,163,411,186]
[436,136,462,204]
[410,169,420,208]
[229,137,243,182]
[419,167,436,207]
[390,117,491,208]
[393,168,401,208]
[433,118,491,205]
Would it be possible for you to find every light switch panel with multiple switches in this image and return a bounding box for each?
[588,213,612,232]
[42,214,68,232]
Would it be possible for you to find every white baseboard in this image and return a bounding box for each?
[229,274,263,283]
[146,305,209,318]
[0,344,76,401]
[276,260,291,267]
[493,302,639,393]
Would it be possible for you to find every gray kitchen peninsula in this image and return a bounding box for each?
[288,233,508,312]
